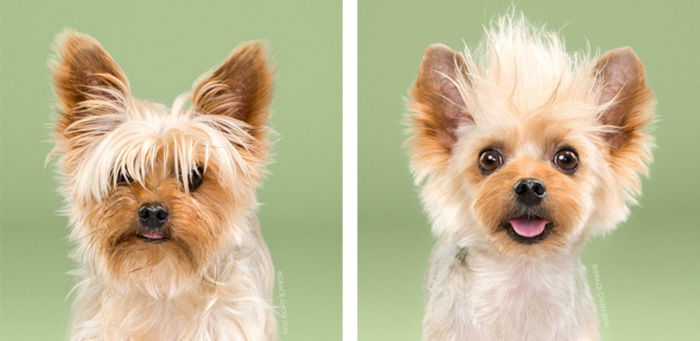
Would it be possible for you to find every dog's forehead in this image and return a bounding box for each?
[123,99,231,140]
[462,113,597,155]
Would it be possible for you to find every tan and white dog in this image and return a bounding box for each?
[49,31,277,340]
[407,15,654,341]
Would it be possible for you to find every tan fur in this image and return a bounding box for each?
[408,14,654,340]
[49,30,277,340]
[409,44,471,176]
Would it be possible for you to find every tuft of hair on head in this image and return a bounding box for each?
[407,13,654,202]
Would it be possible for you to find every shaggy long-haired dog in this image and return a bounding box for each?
[49,31,277,340]
[407,15,654,340]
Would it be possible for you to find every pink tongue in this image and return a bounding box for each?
[509,218,547,237]
[141,233,163,239]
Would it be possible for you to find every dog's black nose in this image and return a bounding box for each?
[138,203,169,228]
[513,178,546,206]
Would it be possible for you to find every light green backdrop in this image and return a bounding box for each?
[360,0,699,340]
[0,1,340,340]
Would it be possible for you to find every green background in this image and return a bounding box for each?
[360,0,699,340]
[0,0,340,340]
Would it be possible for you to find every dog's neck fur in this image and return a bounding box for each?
[69,219,277,341]
[423,236,599,341]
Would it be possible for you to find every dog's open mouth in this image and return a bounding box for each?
[137,232,168,243]
[505,216,553,244]
[509,217,548,237]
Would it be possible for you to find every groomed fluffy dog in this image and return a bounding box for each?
[407,15,654,341]
[49,31,277,340]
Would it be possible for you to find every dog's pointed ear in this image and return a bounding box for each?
[593,47,655,201]
[52,30,130,136]
[409,44,472,172]
[594,47,654,152]
[192,42,273,140]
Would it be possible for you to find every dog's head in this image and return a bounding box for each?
[408,17,654,257]
[49,31,273,292]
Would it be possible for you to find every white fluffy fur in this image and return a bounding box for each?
[68,219,275,341]
[424,239,598,341]
[414,15,652,341]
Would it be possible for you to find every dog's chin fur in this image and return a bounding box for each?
[408,14,654,341]
[49,30,277,340]
[68,219,275,340]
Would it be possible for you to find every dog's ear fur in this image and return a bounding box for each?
[593,47,654,195]
[192,42,273,140]
[52,30,130,137]
[594,47,654,152]
[408,44,472,174]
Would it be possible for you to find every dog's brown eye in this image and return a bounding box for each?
[188,166,204,191]
[479,148,503,174]
[553,148,578,173]
[116,171,133,184]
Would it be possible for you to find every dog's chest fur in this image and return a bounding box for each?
[69,228,276,341]
[423,243,598,341]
